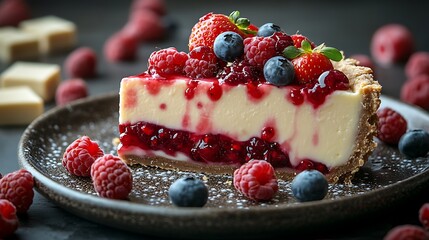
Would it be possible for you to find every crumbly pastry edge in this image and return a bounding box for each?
[118,58,382,184]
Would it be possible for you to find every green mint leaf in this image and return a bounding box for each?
[301,40,312,52]
[236,18,250,29]
[229,11,240,23]
[283,46,303,59]
[320,47,343,61]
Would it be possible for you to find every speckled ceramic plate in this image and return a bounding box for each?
[18,93,429,239]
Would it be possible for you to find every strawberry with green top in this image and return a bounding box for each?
[284,40,342,84]
[188,11,257,52]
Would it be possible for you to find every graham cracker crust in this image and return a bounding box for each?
[118,58,381,184]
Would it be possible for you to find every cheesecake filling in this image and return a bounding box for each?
[118,74,363,169]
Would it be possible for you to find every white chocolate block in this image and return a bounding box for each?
[0,27,39,63]
[0,86,44,125]
[0,61,60,102]
[20,16,77,54]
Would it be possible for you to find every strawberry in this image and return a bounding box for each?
[283,40,342,84]
[188,11,257,52]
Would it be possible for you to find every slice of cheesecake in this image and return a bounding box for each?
[118,58,380,183]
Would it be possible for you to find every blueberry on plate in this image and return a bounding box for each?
[263,56,295,86]
[168,176,208,207]
[257,23,282,37]
[398,129,429,158]
[213,31,244,62]
[291,170,329,202]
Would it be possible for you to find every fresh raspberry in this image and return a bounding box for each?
[184,46,219,79]
[55,78,88,106]
[400,74,429,110]
[419,203,429,230]
[383,225,428,240]
[90,154,133,200]
[371,24,414,65]
[244,36,277,68]
[0,199,19,238]
[270,31,293,54]
[64,47,97,78]
[233,160,278,201]
[405,51,429,78]
[123,9,165,42]
[104,32,138,62]
[130,0,167,16]
[217,59,261,85]
[376,107,408,145]
[62,136,104,177]
[291,34,316,49]
[148,47,189,76]
[0,169,34,214]
[0,0,31,27]
[350,54,375,71]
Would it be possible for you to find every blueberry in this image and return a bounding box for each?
[291,170,328,202]
[263,56,295,86]
[398,129,429,158]
[213,31,244,62]
[168,176,208,207]
[257,23,282,37]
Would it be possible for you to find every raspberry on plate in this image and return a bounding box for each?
[400,74,429,110]
[419,203,429,230]
[130,0,167,16]
[0,199,19,238]
[104,32,138,62]
[371,24,414,65]
[64,47,97,79]
[148,47,188,76]
[90,154,133,200]
[123,9,165,42]
[291,169,328,202]
[168,176,208,207]
[233,159,278,201]
[0,0,31,27]
[383,225,428,240]
[376,107,408,145]
[62,136,104,177]
[55,78,89,106]
[0,169,34,214]
[405,51,429,78]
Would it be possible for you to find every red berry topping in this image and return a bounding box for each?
[0,199,19,238]
[148,47,189,76]
[184,46,219,79]
[0,0,30,27]
[130,0,166,16]
[217,59,261,85]
[371,24,414,65]
[419,203,429,230]
[284,41,342,84]
[384,225,428,240]
[64,47,97,78]
[350,54,375,71]
[270,31,293,54]
[244,36,277,68]
[55,78,88,106]
[104,32,138,62]
[62,136,104,177]
[90,154,133,200]
[376,107,408,145]
[123,9,165,42]
[188,11,256,52]
[400,74,429,110]
[291,34,316,49]
[0,169,34,214]
[405,51,429,79]
[233,160,278,201]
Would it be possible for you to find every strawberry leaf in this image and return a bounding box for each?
[320,47,342,61]
[283,46,304,59]
[229,11,240,23]
[301,40,312,52]
[236,18,250,29]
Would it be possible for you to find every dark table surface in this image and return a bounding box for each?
[1,0,429,239]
